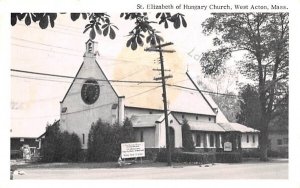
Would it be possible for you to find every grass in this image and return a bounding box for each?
[11,159,179,170]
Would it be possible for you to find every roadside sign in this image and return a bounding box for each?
[224,142,232,152]
[121,142,145,159]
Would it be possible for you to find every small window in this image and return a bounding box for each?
[196,116,198,120]
[170,120,173,124]
[182,114,185,119]
[196,134,201,147]
[247,134,249,143]
[277,139,282,145]
[149,111,152,114]
[252,134,255,143]
[140,131,144,142]
[209,134,214,147]
[82,134,85,144]
[61,107,67,113]
[208,116,211,121]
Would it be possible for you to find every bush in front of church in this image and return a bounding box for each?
[40,120,81,162]
[182,119,195,152]
[87,118,135,162]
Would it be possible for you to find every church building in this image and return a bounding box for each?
[59,40,259,154]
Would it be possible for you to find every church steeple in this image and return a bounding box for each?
[84,39,98,57]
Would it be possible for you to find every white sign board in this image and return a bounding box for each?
[121,142,145,159]
[224,142,232,152]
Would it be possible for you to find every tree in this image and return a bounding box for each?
[87,118,135,162]
[181,118,195,152]
[236,84,262,129]
[197,78,240,122]
[40,120,81,162]
[201,13,289,161]
[11,12,187,49]
[40,120,61,162]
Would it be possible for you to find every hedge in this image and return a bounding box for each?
[156,150,242,163]
[216,152,242,163]
[156,150,216,164]
[11,150,22,159]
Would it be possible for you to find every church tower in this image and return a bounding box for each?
[84,39,98,58]
[59,39,119,149]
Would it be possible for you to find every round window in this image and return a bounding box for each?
[81,79,100,105]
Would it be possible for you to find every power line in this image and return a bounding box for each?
[166,84,239,97]
[11,69,160,84]
[12,41,150,64]
[12,43,81,57]
[11,69,239,97]
[126,86,161,99]
[17,23,83,37]
[12,74,162,89]
[12,37,82,52]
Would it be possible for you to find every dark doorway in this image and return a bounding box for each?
[169,127,175,149]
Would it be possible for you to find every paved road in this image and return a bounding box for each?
[13,160,288,179]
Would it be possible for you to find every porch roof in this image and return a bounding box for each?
[130,114,163,128]
[189,121,226,132]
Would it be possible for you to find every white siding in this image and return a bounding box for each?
[60,57,119,149]
[241,133,259,148]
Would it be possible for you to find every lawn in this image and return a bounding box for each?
[11,159,176,170]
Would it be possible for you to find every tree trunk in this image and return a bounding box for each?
[259,114,270,161]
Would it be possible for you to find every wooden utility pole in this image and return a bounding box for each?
[145,42,175,166]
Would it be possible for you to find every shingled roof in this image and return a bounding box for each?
[218,123,260,133]
[189,121,226,132]
[131,114,163,128]
[97,47,216,116]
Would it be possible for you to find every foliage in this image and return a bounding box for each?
[10,150,22,159]
[267,150,288,158]
[242,149,260,158]
[201,13,289,161]
[60,132,82,162]
[236,84,262,129]
[156,150,215,164]
[215,152,242,163]
[87,118,135,162]
[11,13,57,29]
[40,120,81,162]
[120,13,187,50]
[181,119,195,152]
[11,12,187,50]
[11,13,118,40]
[197,77,240,122]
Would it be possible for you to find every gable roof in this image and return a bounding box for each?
[60,59,119,103]
[202,94,229,123]
[96,47,216,116]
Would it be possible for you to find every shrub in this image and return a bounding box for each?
[267,150,288,158]
[11,150,22,159]
[156,150,216,164]
[87,118,135,162]
[242,149,260,158]
[216,152,242,163]
[182,119,195,152]
[40,120,81,162]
